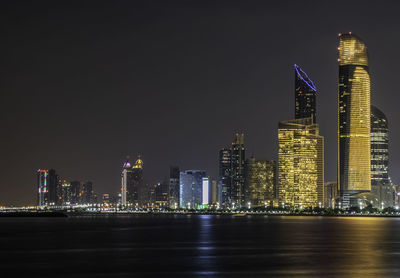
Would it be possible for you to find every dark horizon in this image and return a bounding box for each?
[2,0,400,205]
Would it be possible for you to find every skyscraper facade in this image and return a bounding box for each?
[338,33,371,207]
[295,64,317,122]
[244,158,276,207]
[230,132,245,208]
[37,169,48,207]
[278,118,324,208]
[81,181,94,204]
[47,169,59,206]
[121,159,132,207]
[179,170,207,209]
[169,166,180,208]
[219,148,231,206]
[132,156,145,207]
[70,181,81,205]
[370,105,389,186]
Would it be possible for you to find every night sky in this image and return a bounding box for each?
[1,0,400,205]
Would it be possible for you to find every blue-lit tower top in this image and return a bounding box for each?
[294,64,317,123]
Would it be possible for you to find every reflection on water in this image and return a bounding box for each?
[0,215,400,277]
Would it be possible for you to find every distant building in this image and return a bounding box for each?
[169,166,180,208]
[244,158,276,207]
[230,133,245,208]
[219,147,231,206]
[324,182,338,208]
[60,179,71,205]
[278,118,324,208]
[81,181,94,204]
[132,156,145,207]
[371,105,389,186]
[70,181,81,205]
[202,177,210,206]
[155,182,169,207]
[47,169,59,206]
[102,193,110,203]
[37,169,49,207]
[179,170,207,209]
[338,33,371,207]
[121,158,132,207]
[210,180,218,205]
[295,64,317,122]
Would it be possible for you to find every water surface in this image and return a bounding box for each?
[0,215,399,277]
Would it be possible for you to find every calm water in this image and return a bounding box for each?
[1,215,400,277]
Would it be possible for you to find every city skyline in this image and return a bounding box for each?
[2,1,400,205]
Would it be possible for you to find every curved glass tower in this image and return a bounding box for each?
[371,105,389,185]
[338,33,371,207]
[295,64,317,122]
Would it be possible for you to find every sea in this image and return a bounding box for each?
[0,214,399,277]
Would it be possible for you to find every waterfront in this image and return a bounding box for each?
[1,215,400,277]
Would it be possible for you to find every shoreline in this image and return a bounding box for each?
[1,211,400,218]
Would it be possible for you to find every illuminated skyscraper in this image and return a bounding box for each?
[370,105,389,186]
[132,156,145,207]
[37,169,49,207]
[295,64,317,122]
[155,181,169,207]
[179,170,207,209]
[278,118,324,208]
[244,158,276,207]
[338,33,371,207]
[121,158,132,207]
[230,132,245,207]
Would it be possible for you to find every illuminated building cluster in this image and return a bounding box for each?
[36,169,96,207]
[31,33,400,212]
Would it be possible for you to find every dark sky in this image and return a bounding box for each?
[1,0,399,205]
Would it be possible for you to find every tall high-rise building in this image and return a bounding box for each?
[202,177,210,206]
[179,170,207,209]
[230,132,245,208]
[295,64,317,122]
[121,159,132,207]
[244,158,276,207]
[371,105,389,186]
[37,169,49,207]
[81,181,94,204]
[60,179,71,205]
[155,182,169,207]
[169,166,180,208]
[278,118,324,208]
[47,169,59,206]
[70,181,81,205]
[338,33,371,207]
[210,180,218,205]
[132,156,145,207]
[219,148,231,206]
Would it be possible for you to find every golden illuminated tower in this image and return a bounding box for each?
[278,118,324,208]
[338,33,371,207]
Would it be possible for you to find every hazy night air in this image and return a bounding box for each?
[1,1,400,205]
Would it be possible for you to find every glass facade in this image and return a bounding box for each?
[244,158,276,207]
[338,33,371,207]
[370,105,389,185]
[295,64,317,122]
[278,118,324,208]
[230,133,245,207]
[168,166,180,208]
[179,170,207,209]
[219,148,231,206]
